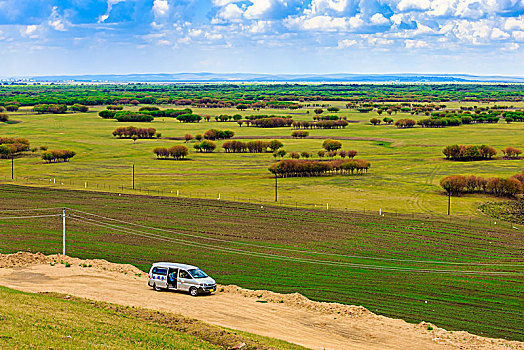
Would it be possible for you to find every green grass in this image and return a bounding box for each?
[0,102,523,217]
[0,286,304,350]
[0,185,522,341]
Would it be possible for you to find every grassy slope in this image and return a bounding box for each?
[0,185,522,341]
[0,101,522,217]
[0,286,305,350]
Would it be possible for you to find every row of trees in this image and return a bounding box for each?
[222,140,284,153]
[370,117,394,125]
[203,129,234,140]
[291,130,309,138]
[246,117,294,128]
[112,127,158,139]
[153,145,189,160]
[501,147,522,158]
[287,149,357,160]
[291,120,349,129]
[268,159,370,178]
[0,137,30,158]
[440,172,524,197]
[41,149,76,163]
[442,144,497,161]
[394,119,416,128]
[33,104,68,114]
[194,140,217,152]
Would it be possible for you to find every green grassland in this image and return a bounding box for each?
[0,286,304,350]
[0,185,522,341]
[0,101,523,217]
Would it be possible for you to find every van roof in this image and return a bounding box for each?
[151,262,199,270]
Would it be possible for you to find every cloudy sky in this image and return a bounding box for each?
[1,0,523,76]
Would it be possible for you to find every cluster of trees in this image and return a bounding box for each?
[203,129,234,140]
[442,144,497,161]
[2,104,19,112]
[0,137,30,158]
[291,130,309,138]
[313,114,340,121]
[42,149,76,163]
[153,145,189,160]
[268,159,370,178]
[99,107,198,122]
[292,120,349,129]
[288,149,357,160]
[394,119,416,128]
[112,126,157,139]
[215,114,242,122]
[503,111,524,123]
[0,113,8,122]
[322,139,342,151]
[440,172,524,197]
[501,147,522,158]
[194,140,217,152]
[70,104,89,112]
[245,117,294,128]
[115,112,154,122]
[244,114,292,121]
[222,140,283,153]
[369,117,394,125]
[107,105,124,110]
[33,104,67,114]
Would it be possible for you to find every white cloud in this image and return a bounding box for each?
[368,37,394,46]
[453,19,491,44]
[245,0,273,19]
[189,29,203,37]
[98,0,126,23]
[504,17,524,31]
[212,0,237,5]
[397,0,430,12]
[503,42,519,51]
[217,3,243,21]
[491,28,509,40]
[249,20,271,33]
[370,13,389,25]
[306,0,350,15]
[428,0,455,17]
[513,30,524,41]
[205,32,223,40]
[48,6,66,31]
[291,15,349,31]
[25,25,38,35]
[348,15,363,28]
[157,39,171,45]
[337,38,357,48]
[405,39,428,48]
[153,0,169,17]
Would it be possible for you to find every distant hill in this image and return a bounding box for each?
[16,72,524,83]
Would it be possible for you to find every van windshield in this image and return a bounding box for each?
[188,269,208,279]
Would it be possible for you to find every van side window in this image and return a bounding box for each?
[179,270,191,279]
[153,267,167,275]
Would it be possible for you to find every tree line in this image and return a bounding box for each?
[42,149,76,163]
[112,127,158,139]
[203,129,234,140]
[153,145,189,160]
[0,137,30,158]
[268,159,370,178]
[440,171,524,197]
[292,120,349,129]
[442,144,497,161]
[244,117,294,128]
[222,140,283,153]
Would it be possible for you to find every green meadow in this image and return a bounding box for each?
[0,101,523,217]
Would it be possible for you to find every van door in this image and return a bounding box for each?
[177,270,193,292]
[152,266,168,288]
[167,268,178,289]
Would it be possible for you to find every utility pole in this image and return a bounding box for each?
[274,173,278,202]
[11,156,14,180]
[132,164,135,190]
[62,208,66,255]
[447,190,451,215]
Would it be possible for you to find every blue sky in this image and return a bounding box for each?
[1,0,523,76]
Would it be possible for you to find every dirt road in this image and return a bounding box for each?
[0,253,521,350]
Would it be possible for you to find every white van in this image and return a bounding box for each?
[148,262,216,296]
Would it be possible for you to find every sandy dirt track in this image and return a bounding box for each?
[0,252,521,350]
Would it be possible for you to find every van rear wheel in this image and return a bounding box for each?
[189,287,199,297]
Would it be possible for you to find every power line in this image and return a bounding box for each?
[0,207,63,213]
[67,214,522,276]
[0,214,61,220]
[66,207,523,267]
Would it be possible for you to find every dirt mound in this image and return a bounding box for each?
[222,285,371,318]
[0,252,142,276]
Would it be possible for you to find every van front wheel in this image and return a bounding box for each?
[189,287,199,297]
[153,283,162,291]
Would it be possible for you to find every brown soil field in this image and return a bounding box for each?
[0,252,522,350]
